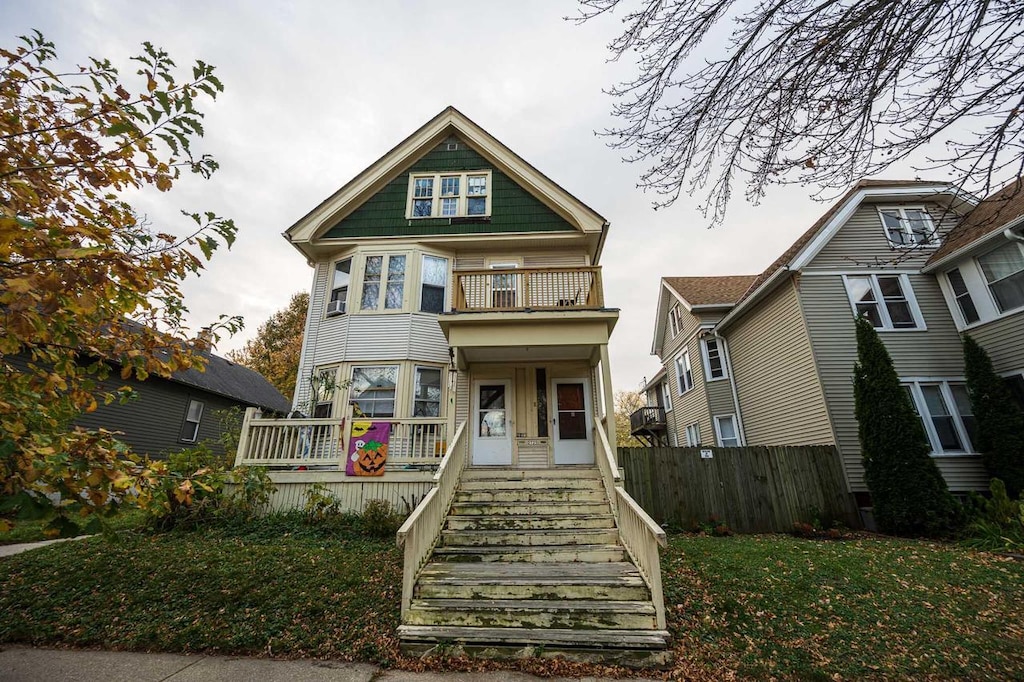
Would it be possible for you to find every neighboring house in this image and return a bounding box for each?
[234,107,669,660]
[74,350,291,458]
[635,178,1024,505]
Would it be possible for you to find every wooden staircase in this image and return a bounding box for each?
[397,467,671,666]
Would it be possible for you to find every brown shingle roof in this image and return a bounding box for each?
[733,180,948,307]
[664,275,758,306]
[927,177,1024,265]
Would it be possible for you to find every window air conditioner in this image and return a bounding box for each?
[326,299,345,316]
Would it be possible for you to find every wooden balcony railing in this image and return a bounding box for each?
[452,266,604,312]
[234,407,447,469]
[629,406,667,433]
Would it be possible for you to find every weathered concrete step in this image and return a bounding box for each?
[406,598,658,629]
[445,514,616,531]
[441,528,619,547]
[450,501,610,516]
[455,488,606,504]
[397,626,672,667]
[461,467,601,480]
[416,562,649,601]
[459,477,604,491]
[432,544,626,563]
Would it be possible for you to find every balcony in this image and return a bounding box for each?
[629,406,668,447]
[453,266,604,312]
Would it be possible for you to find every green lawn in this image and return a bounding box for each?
[1,526,1022,679]
[0,510,147,545]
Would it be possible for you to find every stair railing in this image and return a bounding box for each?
[595,424,668,630]
[395,420,468,618]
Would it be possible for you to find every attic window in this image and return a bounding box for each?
[878,206,938,247]
[407,171,491,219]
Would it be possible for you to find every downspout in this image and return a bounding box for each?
[718,331,746,446]
[1005,223,1024,242]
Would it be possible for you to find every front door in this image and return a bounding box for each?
[552,379,593,464]
[471,380,513,465]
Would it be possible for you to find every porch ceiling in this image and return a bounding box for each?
[458,344,597,364]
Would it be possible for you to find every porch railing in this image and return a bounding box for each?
[395,420,468,618]
[234,406,447,469]
[453,266,604,312]
[629,406,667,433]
[595,424,667,630]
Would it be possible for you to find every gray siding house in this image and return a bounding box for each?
[636,179,1024,502]
[74,350,291,458]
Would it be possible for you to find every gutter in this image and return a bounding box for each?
[1006,221,1024,242]
[923,213,1024,272]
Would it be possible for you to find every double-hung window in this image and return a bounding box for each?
[412,366,443,417]
[714,415,740,447]
[701,337,727,380]
[843,274,923,330]
[361,254,406,311]
[350,366,399,418]
[407,171,491,219]
[661,381,673,412]
[676,350,693,395]
[669,305,682,337]
[878,207,937,247]
[946,268,980,324]
[179,399,204,442]
[685,422,700,446]
[978,242,1024,313]
[327,258,351,316]
[311,367,338,418]
[903,380,976,454]
[420,255,448,313]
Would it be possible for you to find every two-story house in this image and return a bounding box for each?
[235,108,670,663]
[635,179,1024,509]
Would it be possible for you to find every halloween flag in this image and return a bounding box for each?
[347,421,390,476]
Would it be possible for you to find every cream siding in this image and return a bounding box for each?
[454,250,588,271]
[726,279,834,446]
[799,273,987,491]
[968,312,1024,373]
[663,334,713,447]
[706,379,735,421]
[293,260,333,410]
[809,202,961,270]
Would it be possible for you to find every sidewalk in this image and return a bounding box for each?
[0,537,89,559]
[0,646,659,681]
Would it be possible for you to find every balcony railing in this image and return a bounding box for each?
[453,266,604,312]
[235,407,447,469]
[629,406,667,434]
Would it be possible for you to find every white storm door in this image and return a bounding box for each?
[471,380,513,465]
[552,379,594,464]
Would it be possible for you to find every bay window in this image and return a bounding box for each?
[420,255,448,313]
[360,254,406,311]
[350,366,399,418]
[412,366,443,417]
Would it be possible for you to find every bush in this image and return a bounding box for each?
[360,499,405,539]
[963,335,1024,497]
[962,479,1024,552]
[853,316,962,537]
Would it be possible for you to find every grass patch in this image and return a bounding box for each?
[1,524,1022,678]
[0,509,147,545]
[663,534,1024,679]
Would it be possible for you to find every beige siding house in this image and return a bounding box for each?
[636,178,1024,503]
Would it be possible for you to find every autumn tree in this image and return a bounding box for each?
[614,389,645,447]
[853,317,961,537]
[573,1,1024,223]
[228,291,308,400]
[0,31,239,533]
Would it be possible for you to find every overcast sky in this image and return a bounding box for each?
[3,0,902,394]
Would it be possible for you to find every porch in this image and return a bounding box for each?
[629,406,668,447]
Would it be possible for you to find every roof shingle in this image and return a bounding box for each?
[664,275,758,306]
[927,177,1024,264]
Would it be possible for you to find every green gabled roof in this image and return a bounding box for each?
[321,138,576,239]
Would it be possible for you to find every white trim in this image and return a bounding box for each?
[713,414,741,447]
[875,205,940,249]
[801,269,922,276]
[902,379,976,456]
[700,336,728,381]
[675,350,693,395]
[978,241,1024,315]
[661,380,673,413]
[841,273,927,331]
[405,170,492,220]
[684,422,700,447]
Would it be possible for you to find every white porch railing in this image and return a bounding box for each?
[595,424,668,630]
[395,420,468,618]
[234,406,447,469]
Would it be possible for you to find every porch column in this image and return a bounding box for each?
[599,344,615,448]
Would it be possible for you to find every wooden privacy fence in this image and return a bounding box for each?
[617,446,860,533]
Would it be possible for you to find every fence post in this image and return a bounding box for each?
[235,407,259,467]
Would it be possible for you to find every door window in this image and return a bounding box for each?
[478,384,507,437]
[556,383,587,440]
